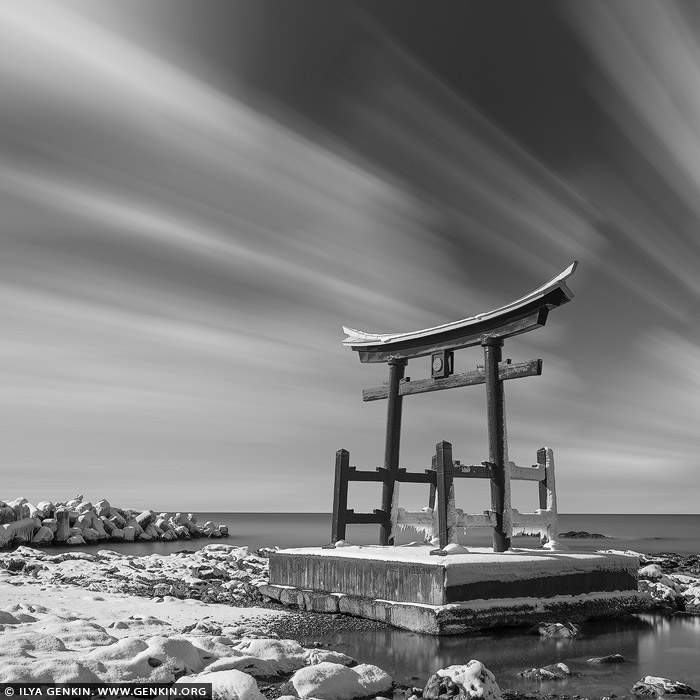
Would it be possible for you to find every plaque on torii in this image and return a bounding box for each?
[334,262,577,553]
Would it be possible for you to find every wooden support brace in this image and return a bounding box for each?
[345,509,388,525]
[428,455,437,510]
[448,462,493,479]
[396,468,436,484]
[511,462,545,481]
[363,359,542,401]
[346,467,387,482]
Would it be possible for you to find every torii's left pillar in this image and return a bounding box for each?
[380,358,407,545]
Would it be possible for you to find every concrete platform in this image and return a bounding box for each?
[264,545,651,635]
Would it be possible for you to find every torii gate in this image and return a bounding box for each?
[332,262,577,553]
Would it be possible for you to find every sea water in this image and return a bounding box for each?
[40,513,700,693]
[73,512,700,557]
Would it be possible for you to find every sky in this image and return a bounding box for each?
[1,1,699,515]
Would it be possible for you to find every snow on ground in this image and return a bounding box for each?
[0,579,299,683]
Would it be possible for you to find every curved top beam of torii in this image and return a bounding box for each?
[343,261,578,363]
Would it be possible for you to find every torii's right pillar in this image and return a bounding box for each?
[482,336,511,552]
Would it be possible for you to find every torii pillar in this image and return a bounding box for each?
[379,358,407,545]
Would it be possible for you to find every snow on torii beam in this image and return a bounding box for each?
[342,261,578,363]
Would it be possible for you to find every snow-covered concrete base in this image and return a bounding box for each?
[266,545,650,634]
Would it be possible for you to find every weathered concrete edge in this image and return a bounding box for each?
[258,583,656,635]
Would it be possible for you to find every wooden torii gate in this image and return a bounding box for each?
[331,262,577,553]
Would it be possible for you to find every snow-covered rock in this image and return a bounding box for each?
[95,500,111,517]
[632,675,697,695]
[638,579,679,608]
[518,662,571,680]
[587,654,625,664]
[528,621,580,637]
[177,669,265,700]
[284,661,392,700]
[0,659,101,683]
[205,638,353,678]
[425,661,501,700]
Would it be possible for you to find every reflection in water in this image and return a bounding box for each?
[310,615,699,695]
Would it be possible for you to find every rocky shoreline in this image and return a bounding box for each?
[1,544,699,699]
[0,495,228,549]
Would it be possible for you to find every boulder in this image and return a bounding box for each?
[284,661,392,700]
[0,505,15,524]
[76,514,93,530]
[588,654,626,664]
[66,535,87,546]
[518,662,571,680]
[632,676,697,696]
[226,639,337,676]
[0,659,101,683]
[144,524,160,539]
[0,517,36,548]
[41,518,58,533]
[177,669,265,700]
[639,580,679,609]
[219,525,229,537]
[425,661,501,700]
[123,526,137,542]
[107,509,126,528]
[81,527,100,542]
[124,520,144,537]
[179,519,200,536]
[55,511,71,542]
[32,526,55,545]
[94,499,111,517]
[135,510,155,529]
[639,564,665,580]
[8,499,30,520]
[110,528,125,541]
[91,518,107,538]
[143,636,206,675]
[101,517,117,535]
[75,502,94,515]
[28,503,44,519]
[529,621,581,637]
[37,501,55,517]
[681,584,700,612]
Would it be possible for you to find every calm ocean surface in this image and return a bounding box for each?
[48,513,700,694]
[79,512,700,557]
